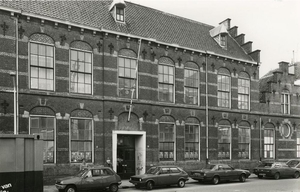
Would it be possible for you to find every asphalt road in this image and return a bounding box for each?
[120,177,300,192]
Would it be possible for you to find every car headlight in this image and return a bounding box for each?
[139,178,142,182]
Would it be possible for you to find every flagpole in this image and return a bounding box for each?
[128,39,142,122]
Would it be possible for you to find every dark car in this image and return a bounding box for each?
[129,166,189,190]
[286,159,300,169]
[190,164,251,185]
[253,162,300,180]
[55,166,121,192]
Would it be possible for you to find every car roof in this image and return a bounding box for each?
[154,165,180,168]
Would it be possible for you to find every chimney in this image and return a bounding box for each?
[228,26,238,37]
[249,50,261,64]
[219,18,231,30]
[279,61,289,73]
[242,41,253,54]
[235,34,245,45]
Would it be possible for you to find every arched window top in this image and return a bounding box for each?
[71,109,93,118]
[185,117,200,124]
[218,67,230,75]
[264,122,275,129]
[239,121,250,128]
[159,57,174,65]
[70,41,92,51]
[29,33,54,44]
[30,106,55,116]
[219,119,231,126]
[185,62,198,69]
[160,115,175,123]
[282,88,290,93]
[239,71,250,79]
[119,49,137,58]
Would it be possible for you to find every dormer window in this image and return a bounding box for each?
[220,33,227,47]
[109,0,126,23]
[116,7,124,22]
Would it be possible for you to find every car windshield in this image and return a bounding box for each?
[257,163,273,168]
[286,160,299,167]
[146,167,159,174]
[76,169,88,177]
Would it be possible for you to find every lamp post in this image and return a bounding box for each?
[10,72,18,134]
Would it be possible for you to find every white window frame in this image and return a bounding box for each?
[281,92,290,114]
[184,67,199,105]
[264,128,275,159]
[159,122,176,161]
[218,125,232,160]
[29,41,55,91]
[238,126,251,159]
[69,117,94,164]
[69,48,93,95]
[297,128,300,158]
[184,123,200,160]
[116,7,125,23]
[238,73,250,110]
[158,63,175,103]
[29,115,56,164]
[217,70,231,108]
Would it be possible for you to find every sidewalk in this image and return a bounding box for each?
[44,175,256,192]
[44,179,135,192]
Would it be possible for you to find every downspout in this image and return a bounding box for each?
[101,34,106,162]
[15,15,19,134]
[259,117,262,161]
[205,51,209,164]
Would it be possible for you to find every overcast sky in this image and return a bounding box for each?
[128,0,300,78]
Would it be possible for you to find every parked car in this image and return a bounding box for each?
[55,166,121,192]
[129,166,189,190]
[253,162,300,179]
[190,164,251,185]
[286,159,300,169]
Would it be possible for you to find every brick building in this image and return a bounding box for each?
[0,0,299,181]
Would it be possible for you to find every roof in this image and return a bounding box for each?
[0,0,254,62]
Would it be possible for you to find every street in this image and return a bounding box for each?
[120,178,300,192]
[45,177,300,192]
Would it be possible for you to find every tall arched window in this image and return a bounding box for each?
[238,121,250,159]
[159,116,175,161]
[218,120,231,159]
[158,57,174,103]
[184,62,199,105]
[238,72,250,110]
[218,68,231,108]
[70,41,93,94]
[264,123,275,159]
[70,109,94,163]
[185,117,200,160]
[30,106,55,164]
[29,33,54,91]
[118,49,137,99]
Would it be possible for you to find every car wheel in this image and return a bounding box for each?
[293,172,300,179]
[109,184,118,192]
[146,181,154,190]
[258,175,263,179]
[177,179,185,188]
[274,172,280,180]
[239,174,246,182]
[64,185,76,192]
[212,176,220,185]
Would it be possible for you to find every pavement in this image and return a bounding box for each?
[44,175,256,192]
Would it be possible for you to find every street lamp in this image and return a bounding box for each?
[10,72,18,134]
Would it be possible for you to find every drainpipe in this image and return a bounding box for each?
[101,34,106,163]
[205,51,209,164]
[14,15,19,134]
[259,117,262,161]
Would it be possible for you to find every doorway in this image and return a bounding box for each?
[112,130,146,178]
[117,135,135,179]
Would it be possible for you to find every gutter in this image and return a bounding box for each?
[205,51,209,164]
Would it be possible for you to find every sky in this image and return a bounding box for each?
[128,0,300,78]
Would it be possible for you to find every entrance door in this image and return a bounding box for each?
[117,135,135,179]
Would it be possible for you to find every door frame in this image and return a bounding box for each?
[112,130,146,175]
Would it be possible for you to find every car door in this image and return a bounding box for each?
[156,168,171,186]
[81,170,98,190]
[91,169,103,189]
[216,165,227,181]
[222,164,236,180]
[282,164,295,177]
[169,167,181,184]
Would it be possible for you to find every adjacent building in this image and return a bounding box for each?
[0,0,299,182]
